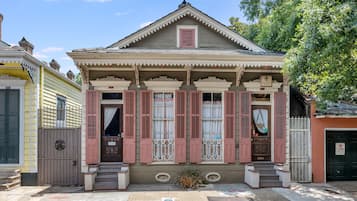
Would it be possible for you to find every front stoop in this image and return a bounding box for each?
[0,169,21,191]
[245,162,290,188]
[86,162,129,191]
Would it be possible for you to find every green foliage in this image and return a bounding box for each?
[175,169,206,189]
[234,0,357,103]
[75,73,82,85]
[285,0,357,102]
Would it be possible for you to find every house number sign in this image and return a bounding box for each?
[108,141,116,146]
[335,143,345,155]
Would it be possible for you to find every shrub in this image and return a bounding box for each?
[175,169,206,189]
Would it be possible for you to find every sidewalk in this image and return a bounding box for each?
[0,183,355,201]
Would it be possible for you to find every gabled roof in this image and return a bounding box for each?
[108,2,265,52]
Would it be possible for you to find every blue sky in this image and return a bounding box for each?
[0,0,245,74]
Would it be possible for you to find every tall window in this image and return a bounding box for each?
[153,92,174,161]
[202,92,222,139]
[202,92,223,161]
[56,96,66,127]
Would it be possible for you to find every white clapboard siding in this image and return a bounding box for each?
[290,117,312,182]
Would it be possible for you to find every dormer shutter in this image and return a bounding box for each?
[179,29,196,48]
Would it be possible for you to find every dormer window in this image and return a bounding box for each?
[177,25,198,48]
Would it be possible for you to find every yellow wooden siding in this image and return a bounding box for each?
[22,80,38,172]
[42,68,81,128]
[0,67,38,173]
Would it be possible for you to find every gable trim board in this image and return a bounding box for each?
[108,4,265,52]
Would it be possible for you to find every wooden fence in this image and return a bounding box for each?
[289,117,312,182]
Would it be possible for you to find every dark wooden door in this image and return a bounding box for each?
[251,105,271,161]
[101,105,123,162]
[327,131,357,181]
[0,89,20,164]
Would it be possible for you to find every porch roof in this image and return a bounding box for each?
[68,48,284,68]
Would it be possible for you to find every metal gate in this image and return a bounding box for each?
[290,117,312,182]
[38,128,81,185]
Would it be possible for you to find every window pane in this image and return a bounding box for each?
[203,93,212,102]
[213,93,222,101]
[153,92,174,139]
[102,93,122,100]
[57,97,66,121]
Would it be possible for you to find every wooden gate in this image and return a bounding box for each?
[38,128,81,185]
[290,117,312,182]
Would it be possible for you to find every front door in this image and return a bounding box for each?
[326,131,357,181]
[251,105,271,161]
[101,105,123,162]
[0,89,20,164]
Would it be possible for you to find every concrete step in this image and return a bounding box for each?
[94,181,118,190]
[260,179,282,188]
[257,169,276,175]
[95,174,117,182]
[260,174,280,180]
[98,169,121,174]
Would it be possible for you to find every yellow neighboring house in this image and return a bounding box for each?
[0,37,81,188]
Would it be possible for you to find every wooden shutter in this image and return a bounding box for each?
[274,92,286,163]
[239,91,252,163]
[179,29,195,48]
[190,91,202,163]
[224,91,236,163]
[140,90,152,164]
[86,90,100,165]
[123,90,136,164]
[175,90,187,164]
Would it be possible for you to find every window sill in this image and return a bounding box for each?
[150,161,175,165]
[200,161,225,165]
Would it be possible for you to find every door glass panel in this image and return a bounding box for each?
[104,107,120,136]
[253,109,269,136]
[0,89,20,164]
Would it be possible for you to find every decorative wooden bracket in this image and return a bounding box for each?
[185,65,192,86]
[134,65,140,86]
[235,67,244,86]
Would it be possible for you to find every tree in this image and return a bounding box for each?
[285,0,357,103]
[75,73,82,85]
[235,0,357,103]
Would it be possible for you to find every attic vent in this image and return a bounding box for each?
[177,25,197,48]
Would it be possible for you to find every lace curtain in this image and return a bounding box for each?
[153,93,174,140]
[202,98,222,140]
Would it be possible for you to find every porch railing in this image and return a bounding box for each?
[153,139,175,161]
[202,139,223,161]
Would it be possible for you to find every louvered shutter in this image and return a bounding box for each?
[123,90,136,164]
[175,90,187,163]
[140,90,152,164]
[86,90,100,164]
[190,91,202,163]
[224,91,236,163]
[239,91,252,163]
[179,29,195,48]
[274,92,286,163]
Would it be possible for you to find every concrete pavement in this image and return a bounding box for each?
[0,183,355,201]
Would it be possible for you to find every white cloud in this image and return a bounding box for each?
[115,11,129,16]
[33,52,49,59]
[139,21,153,28]
[83,0,112,3]
[60,56,72,61]
[42,47,64,53]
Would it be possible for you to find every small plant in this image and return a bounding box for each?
[175,169,206,189]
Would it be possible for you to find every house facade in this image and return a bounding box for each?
[0,34,81,188]
[69,2,289,189]
[310,101,357,183]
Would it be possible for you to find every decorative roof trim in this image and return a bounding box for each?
[109,5,265,52]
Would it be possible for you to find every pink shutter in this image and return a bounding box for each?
[86,90,100,165]
[190,91,202,163]
[123,90,136,164]
[140,90,152,164]
[224,91,236,163]
[179,29,195,48]
[175,90,187,164]
[239,91,252,163]
[274,92,286,163]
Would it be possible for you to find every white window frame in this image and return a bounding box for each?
[0,78,26,167]
[194,77,232,163]
[176,25,198,48]
[56,95,66,128]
